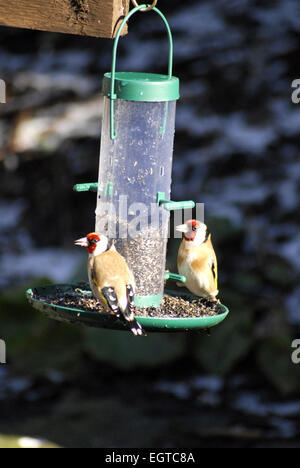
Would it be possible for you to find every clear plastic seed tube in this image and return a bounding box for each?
[96,97,177,307]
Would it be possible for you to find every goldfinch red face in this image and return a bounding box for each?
[75,233,108,256]
[176,220,208,245]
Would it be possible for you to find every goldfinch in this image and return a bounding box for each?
[176,220,219,301]
[75,233,145,336]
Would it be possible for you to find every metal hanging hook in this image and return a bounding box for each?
[131,0,158,12]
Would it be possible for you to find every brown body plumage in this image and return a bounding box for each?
[176,220,219,300]
[88,248,135,313]
[75,233,145,336]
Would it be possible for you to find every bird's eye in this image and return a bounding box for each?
[89,238,99,245]
[192,225,197,232]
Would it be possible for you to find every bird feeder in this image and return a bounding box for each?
[27,4,229,332]
[96,7,186,309]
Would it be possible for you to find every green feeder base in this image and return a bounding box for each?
[26,284,229,333]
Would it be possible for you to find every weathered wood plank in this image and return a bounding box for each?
[0,0,130,38]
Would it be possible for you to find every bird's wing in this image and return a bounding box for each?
[91,250,135,312]
[191,256,218,296]
[210,258,218,290]
[90,253,144,336]
[206,236,218,290]
[209,249,218,290]
[101,286,122,314]
[178,236,219,298]
[188,244,218,295]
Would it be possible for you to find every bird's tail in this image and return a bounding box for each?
[124,285,146,336]
[101,286,145,336]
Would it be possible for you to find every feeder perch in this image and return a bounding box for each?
[27,4,229,333]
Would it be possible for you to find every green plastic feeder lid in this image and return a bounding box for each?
[102,72,180,102]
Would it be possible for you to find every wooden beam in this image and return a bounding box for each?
[0,0,130,38]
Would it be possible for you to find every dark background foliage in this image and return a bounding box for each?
[0,0,300,448]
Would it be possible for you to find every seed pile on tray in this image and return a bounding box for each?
[136,295,219,318]
[33,285,220,319]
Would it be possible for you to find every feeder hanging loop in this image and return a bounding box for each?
[131,0,158,12]
[110,4,174,140]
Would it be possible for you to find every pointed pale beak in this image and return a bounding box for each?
[176,224,189,234]
[74,237,89,248]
